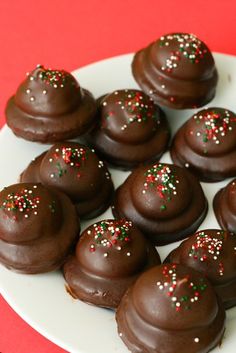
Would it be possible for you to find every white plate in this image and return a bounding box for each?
[0,53,236,353]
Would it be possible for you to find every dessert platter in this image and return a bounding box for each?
[0,33,236,353]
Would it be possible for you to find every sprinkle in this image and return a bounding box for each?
[43,90,47,95]
[156,264,207,312]
[193,109,236,146]
[143,164,179,210]
[90,244,95,252]
[105,90,160,130]
[88,220,133,253]
[26,89,31,94]
[30,96,35,102]
[0,187,40,219]
[159,33,207,73]
[37,66,73,88]
[188,230,225,276]
[49,146,89,178]
[194,338,200,343]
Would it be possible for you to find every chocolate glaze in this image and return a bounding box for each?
[113,163,208,245]
[63,219,160,309]
[20,142,114,219]
[165,229,236,309]
[171,107,236,182]
[0,183,80,274]
[5,65,97,143]
[116,264,225,353]
[86,89,170,170]
[213,179,236,233]
[132,33,218,109]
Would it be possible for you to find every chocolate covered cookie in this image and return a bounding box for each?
[170,108,236,182]
[132,33,218,109]
[0,183,80,274]
[6,65,97,143]
[214,179,236,233]
[63,219,160,308]
[86,89,170,170]
[20,142,114,219]
[116,264,225,353]
[113,163,208,245]
[166,229,236,309]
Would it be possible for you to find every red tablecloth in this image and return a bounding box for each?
[0,0,236,352]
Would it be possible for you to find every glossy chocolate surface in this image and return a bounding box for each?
[63,219,160,308]
[116,263,225,353]
[113,163,208,245]
[87,89,170,170]
[214,179,236,233]
[166,229,236,309]
[171,107,236,182]
[132,33,218,109]
[0,183,80,273]
[20,142,114,219]
[6,65,97,143]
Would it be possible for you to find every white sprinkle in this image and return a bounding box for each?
[127,252,131,256]
[26,89,31,94]
[104,253,108,258]
[43,90,47,95]
[30,96,35,102]
[194,338,200,343]
[185,163,189,168]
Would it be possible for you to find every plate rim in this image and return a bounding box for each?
[1,51,236,353]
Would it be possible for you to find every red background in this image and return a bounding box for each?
[0,0,236,352]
